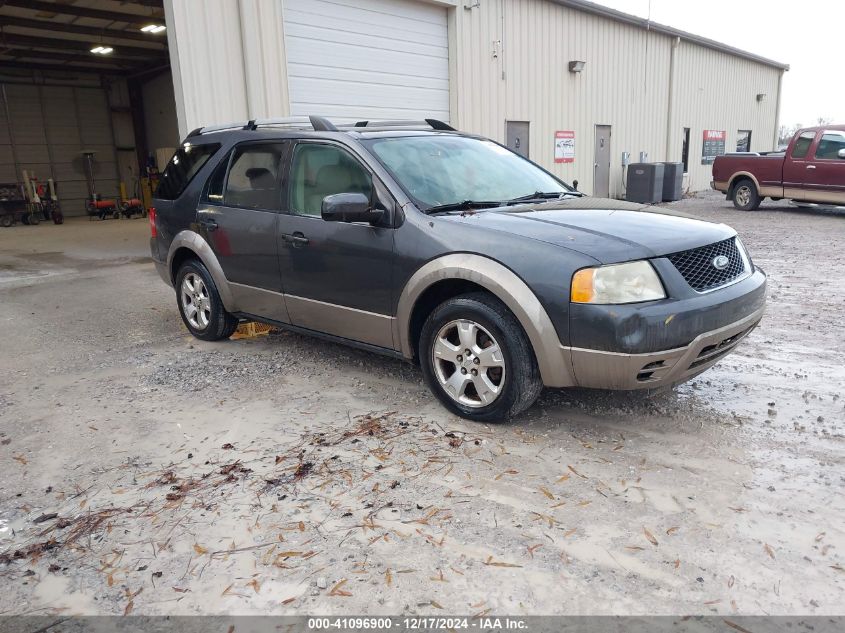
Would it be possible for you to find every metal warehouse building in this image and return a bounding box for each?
[166,0,787,197]
[0,0,788,216]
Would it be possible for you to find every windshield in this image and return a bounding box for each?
[363,135,570,209]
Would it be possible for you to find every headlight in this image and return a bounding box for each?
[571,261,666,304]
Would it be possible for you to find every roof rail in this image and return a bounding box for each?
[353,119,455,131]
[188,115,449,137]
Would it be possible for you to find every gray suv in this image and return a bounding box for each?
[150,116,766,422]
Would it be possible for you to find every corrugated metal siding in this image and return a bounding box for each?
[165,0,290,137]
[283,0,449,122]
[671,41,781,190]
[451,0,782,195]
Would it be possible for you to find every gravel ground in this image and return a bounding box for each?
[0,194,842,617]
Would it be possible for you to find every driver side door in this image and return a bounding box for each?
[276,141,396,350]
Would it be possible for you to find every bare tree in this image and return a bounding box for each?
[778,124,802,146]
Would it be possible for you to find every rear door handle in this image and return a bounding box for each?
[281,232,309,247]
[198,217,218,231]
[806,165,816,169]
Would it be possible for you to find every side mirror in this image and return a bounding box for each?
[321,193,384,224]
[572,179,579,191]
[838,148,845,159]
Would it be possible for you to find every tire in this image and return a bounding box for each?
[175,259,239,341]
[28,213,40,225]
[419,292,543,422]
[732,179,761,211]
[0,214,12,228]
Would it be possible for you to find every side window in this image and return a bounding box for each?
[736,130,751,152]
[203,152,230,203]
[156,142,220,200]
[289,143,373,217]
[814,132,845,160]
[791,132,816,159]
[223,143,286,210]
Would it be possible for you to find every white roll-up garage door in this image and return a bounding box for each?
[283,0,449,122]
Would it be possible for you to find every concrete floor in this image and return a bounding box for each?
[0,196,843,616]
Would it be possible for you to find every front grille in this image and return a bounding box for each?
[667,237,746,292]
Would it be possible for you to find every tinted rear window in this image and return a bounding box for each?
[155,142,221,200]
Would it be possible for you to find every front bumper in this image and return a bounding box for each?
[568,304,764,389]
[562,265,766,389]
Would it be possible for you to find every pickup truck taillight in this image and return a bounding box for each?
[148,207,157,238]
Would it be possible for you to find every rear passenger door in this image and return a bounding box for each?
[199,141,289,322]
[783,130,816,197]
[276,140,396,349]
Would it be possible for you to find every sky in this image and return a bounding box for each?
[592,0,845,128]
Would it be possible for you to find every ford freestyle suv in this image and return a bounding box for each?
[150,116,766,422]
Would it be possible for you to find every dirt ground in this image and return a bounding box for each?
[0,192,843,617]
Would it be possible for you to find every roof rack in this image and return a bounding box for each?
[187,115,338,138]
[353,119,455,131]
[187,115,452,138]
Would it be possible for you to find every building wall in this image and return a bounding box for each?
[165,0,783,194]
[142,71,181,155]
[450,0,783,195]
[164,0,290,138]
[669,40,782,189]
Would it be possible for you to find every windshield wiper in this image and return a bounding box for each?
[424,200,504,214]
[505,191,583,205]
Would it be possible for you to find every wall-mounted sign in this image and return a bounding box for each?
[554,130,575,163]
[701,129,726,164]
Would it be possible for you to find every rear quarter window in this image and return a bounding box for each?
[155,142,221,200]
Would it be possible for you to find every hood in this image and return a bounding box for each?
[439,198,735,264]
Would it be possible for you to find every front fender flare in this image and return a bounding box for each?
[395,254,576,388]
[166,230,235,311]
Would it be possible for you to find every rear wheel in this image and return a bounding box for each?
[0,214,12,228]
[175,260,239,341]
[732,178,761,211]
[419,292,542,422]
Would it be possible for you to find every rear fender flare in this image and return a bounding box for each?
[166,230,235,310]
[395,253,576,388]
[728,172,761,195]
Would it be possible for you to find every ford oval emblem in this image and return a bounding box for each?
[712,255,730,270]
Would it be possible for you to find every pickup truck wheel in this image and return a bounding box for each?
[419,292,543,422]
[175,260,239,341]
[732,179,761,211]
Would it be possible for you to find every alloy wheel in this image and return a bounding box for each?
[431,319,506,408]
[181,273,211,330]
[736,185,751,207]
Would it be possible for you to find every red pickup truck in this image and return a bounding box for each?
[712,125,845,210]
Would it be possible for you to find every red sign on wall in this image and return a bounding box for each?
[701,129,726,164]
[554,130,575,163]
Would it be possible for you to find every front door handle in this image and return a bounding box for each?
[806,165,817,169]
[281,232,309,247]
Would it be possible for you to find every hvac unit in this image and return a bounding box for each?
[661,162,684,201]
[625,163,665,204]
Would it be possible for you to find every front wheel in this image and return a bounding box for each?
[732,179,761,211]
[419,292,543,422]
[175,260,239,341]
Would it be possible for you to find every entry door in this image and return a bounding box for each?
[594,125,611,198]
[277,141,395,349]
[506,121,530,158]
